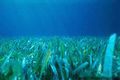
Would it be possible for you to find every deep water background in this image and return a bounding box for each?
[0,0,120,37]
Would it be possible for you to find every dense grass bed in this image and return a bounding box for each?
[0,34,120,80]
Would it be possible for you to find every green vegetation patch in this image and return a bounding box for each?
[0,34,120,80]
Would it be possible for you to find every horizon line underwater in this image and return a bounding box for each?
[0,0,120,80]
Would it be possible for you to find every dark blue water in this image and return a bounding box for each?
[0,0,119,37]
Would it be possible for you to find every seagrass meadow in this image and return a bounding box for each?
[0,0,120,79]
[0,33,119,80]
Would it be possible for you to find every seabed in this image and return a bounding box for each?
[0,34,120,80]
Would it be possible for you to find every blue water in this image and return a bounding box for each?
[0,0,119,37]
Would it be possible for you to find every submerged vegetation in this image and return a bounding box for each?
[0,34,120,80]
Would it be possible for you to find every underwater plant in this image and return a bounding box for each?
[103,33,117,78]
[0,34,120,79]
